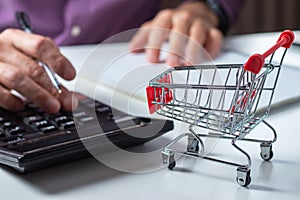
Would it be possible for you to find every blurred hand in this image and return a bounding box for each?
[129,1,224,66]
[0,29,78,113]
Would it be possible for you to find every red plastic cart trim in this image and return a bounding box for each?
[244,30,295,74]
[146,75,173,114]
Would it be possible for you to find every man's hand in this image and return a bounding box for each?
[129,1,224,66]
[0,29,78,113]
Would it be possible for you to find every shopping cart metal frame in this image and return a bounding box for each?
[146,30,295,187]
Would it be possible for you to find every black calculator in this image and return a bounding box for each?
[0,96,173,173]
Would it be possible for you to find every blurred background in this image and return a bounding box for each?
[161,0,300,35]
[229,0,300,34]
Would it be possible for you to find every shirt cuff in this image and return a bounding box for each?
[204,0,229,35]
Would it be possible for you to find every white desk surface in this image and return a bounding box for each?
[1,33,300,200]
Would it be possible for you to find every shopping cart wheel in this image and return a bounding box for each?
[260,142,274,161]
[162,150,176,170]
[187,137,199,153]
[168,161,176,170]
[236,167,251,187]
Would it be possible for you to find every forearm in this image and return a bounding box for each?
[179,0,246,34]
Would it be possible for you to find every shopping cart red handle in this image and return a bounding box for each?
[244,30,295,74]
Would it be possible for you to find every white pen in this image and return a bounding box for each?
[15,11,62,94]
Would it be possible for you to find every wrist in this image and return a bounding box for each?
[205,0,229,35]
[177,1,219,27]
[181,0,229,35]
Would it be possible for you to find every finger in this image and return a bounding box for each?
[0,63,61,114]
[146,28,169,63]
[0,44,57,94]
[57,86,79,111]
[43,53,76,81]
[129,24,150,53]
[184,19,209,65]
[1,29,76,80]
[204,28,223,59]
[0,84,25,111]
[167,11,193,66]
[145,10,173,63]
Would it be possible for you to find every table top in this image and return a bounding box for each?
[2,98,300,200]
[1,33,300,200]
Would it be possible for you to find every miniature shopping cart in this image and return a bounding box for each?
[146,30,295,187]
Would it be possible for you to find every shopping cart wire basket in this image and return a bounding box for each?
[146,30,295,187]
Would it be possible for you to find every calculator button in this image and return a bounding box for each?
[0,117,5,123]
[53,115,69,123]
[96,106,110,113]
[32,120,50,128]
[6,136,26,145]
[24,115,43,124]
[79,116,95,123]
[5,126,26,135]
[0,121,14,129]
[40,125,59,133]
[73,111,87,118]
[60,121,75,129]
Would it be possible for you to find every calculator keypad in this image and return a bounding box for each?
[0,97,119,147]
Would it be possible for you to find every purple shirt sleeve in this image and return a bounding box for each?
[218,0,245,25]
[0,0,160,46]
[0,0,245,45]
